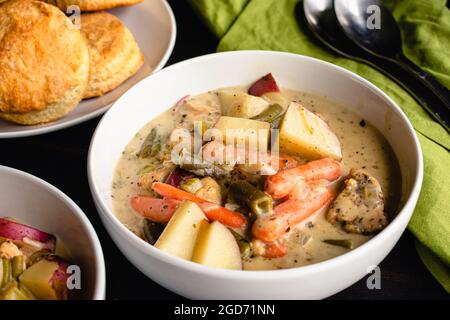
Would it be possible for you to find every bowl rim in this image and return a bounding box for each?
[88,50,423,280]
[0,0,177,139]
[0,165,106,299]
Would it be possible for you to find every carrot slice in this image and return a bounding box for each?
[152,182,247,228]
[152,182,206,203]
[198,202,247,229]
[130,196,180,223]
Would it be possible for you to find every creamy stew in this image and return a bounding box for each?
[112,74,401,270]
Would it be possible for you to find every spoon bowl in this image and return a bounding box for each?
[334,0,401,58]
[334,0,450,130]
[303,0,366,58]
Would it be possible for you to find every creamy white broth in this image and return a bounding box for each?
[112,87,401,270]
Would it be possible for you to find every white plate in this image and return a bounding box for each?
[0,0,176,139]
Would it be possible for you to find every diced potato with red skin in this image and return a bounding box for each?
[0,218,55,251]
[19,255,71,300]
[248,73,280,97]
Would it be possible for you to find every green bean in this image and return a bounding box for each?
[143,220,164,245]
[1,258,11,288]
[138,164,157,175]
[179,178,202,193]
[323,239,353,249]
[150,143,161,157]
[0,258,3,288]
[11,256,24,279]
[137,128,158,158]
[0,281,34,300]
[251,104,284,128]
[229,180,272,216]
[238,240,252,259]
[230,230,252,259]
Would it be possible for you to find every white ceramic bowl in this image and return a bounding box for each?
[0,166,105,300]
[88,51,422,299]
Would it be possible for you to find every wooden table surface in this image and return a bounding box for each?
[0,0,447,300]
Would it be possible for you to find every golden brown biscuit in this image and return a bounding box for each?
[80,12,144,98]
[0,0,89,125]
[43,0,143,12]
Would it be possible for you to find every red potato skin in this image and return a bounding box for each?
[47,255,71,300]
[0,218,56,249]
[248,73,280,96]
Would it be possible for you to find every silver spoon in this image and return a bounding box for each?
[334,0,450,129]
[302,0,450,132]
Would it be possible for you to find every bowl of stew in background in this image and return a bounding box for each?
[0,166,105,300]
[88,50,422,299]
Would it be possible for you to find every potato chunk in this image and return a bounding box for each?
[279,102,342,160]
[192,221,242,270]
[155,201,207,260]
[219,92,269,118]
[214,116,271,148]
[19,259,60,300]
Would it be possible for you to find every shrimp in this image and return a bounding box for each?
[252,185,336,242]
[265,158,343,199]
[252,239,287,258]
[194,177,222,205]
[287,178,311,200]
[0,241,22,259]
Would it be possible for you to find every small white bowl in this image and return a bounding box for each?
[0,166,105,300]
[88,51,422,299]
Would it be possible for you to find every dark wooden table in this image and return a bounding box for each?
[0,0,447,300]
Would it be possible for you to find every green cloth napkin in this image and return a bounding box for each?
[189,0,450,292]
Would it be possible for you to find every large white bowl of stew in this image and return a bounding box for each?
[0,166,105,300]
[88,51,422,299]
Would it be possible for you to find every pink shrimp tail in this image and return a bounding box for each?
[252,187,336,242]
[265,158,342,199]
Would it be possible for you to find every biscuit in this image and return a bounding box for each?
[43,0,143,12]
[0,0,89,125]
[80,12,144,98]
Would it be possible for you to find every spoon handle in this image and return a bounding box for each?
[368,58,450,133]
[395,54,450,128]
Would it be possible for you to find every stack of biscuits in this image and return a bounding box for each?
[0,0,144,125]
